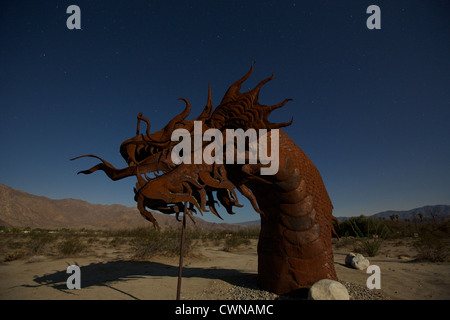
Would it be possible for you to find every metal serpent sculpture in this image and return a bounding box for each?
[72,64,338,295]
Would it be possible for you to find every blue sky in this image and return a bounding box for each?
[0,1,449,223]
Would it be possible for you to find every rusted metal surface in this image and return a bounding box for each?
[176,208,187,300]
[72,64,338,295]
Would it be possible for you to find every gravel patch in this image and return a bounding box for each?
[340,280,389,300]
[200,276,390,300]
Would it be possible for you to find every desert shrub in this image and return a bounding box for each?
[130,228,192,259]
[5,238,26,250]
[58,236,86,256]
[86,236,99,245]
[109,236,126,247]
[234,227,260,239]
[223,236,250,252]
[186,228,204,240]
[204,230,230,240]
[3,249,27,262]
[27,232,54,254]
[349,218,386,257]
[201,227,260,241]
[414,234,448,262]
[110,227,152,238]
[9,228,22,234]
[358,237,383,257]
[334,233,357,249]
[336,216,392,238]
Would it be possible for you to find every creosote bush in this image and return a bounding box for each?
[58,236,86,256]
[129,227,193,259]
[27,232,55,254]
[333,213,449,261]
[223,236,250,252]
[414,234,448,262]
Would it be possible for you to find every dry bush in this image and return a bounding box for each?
[414,234,448,262]
[3,249,27,262]
[223,236,250,252]
[130,228,193,259]
[27,232,55,254]
[334,235,357,249]
[57,236,86,256]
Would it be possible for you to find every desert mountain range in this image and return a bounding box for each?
[0,184,241,230]
[0,183,448,230]
[336,205,450,221]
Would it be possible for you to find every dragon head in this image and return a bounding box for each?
[72,64,293,229]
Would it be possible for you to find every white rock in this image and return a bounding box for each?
[345,252,370,270]
[307,279,350,300]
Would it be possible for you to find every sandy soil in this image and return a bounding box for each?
[0,238,449,300]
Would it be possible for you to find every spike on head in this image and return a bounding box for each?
[210,64,293,130]
[196,84,213,121]
[137,112,151,136]
[248,73,275,103]
[221,63,255,105]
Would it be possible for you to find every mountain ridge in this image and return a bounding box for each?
[1,183,448,230]
[369,204,450,220]
[0,183,241,230]
[333,204,450,221]
[231,204,450,225]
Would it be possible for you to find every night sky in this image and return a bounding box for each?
[1,1,449,223]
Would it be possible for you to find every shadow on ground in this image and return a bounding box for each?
[26,260,257,299]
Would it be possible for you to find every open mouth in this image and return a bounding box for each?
[125,143,163,166]
[130,144,177,189]
[135,144,163,161]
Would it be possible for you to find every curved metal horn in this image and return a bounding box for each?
[196,84,213,121]
[221,63,254,104]
[136,112,151,136]
[160,98,192,139]
[248,73,274,102]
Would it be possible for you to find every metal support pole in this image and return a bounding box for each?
[176,208,187,300]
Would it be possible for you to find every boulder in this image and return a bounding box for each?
[307,279,350,300]
[345,252,370,270]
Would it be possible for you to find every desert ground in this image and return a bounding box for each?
[0,230,449,300]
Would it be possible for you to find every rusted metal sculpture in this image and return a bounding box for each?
[72,65,338,295]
